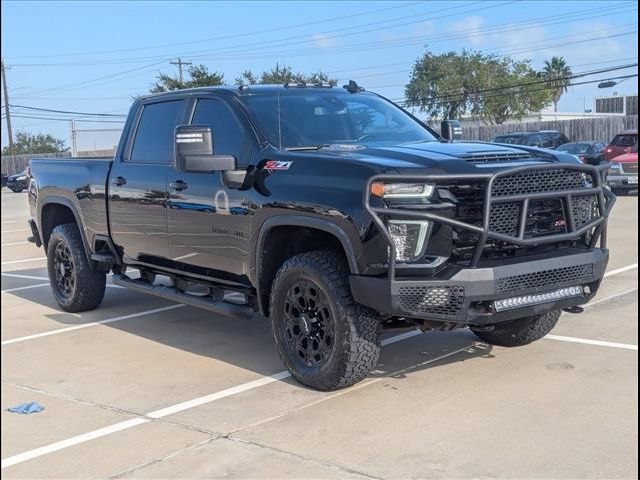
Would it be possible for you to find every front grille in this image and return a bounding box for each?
[571,195,599,229]
[493,168,592,196]
[398,285,464,317]
[489,202,520,236]
[497,263,594,293]
[448,167,600,265]
[622,162,638,174]
[461,151,534,164]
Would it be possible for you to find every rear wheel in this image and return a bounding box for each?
[471,310,561,347]
[47,223,106,312]
[270,251,381,391]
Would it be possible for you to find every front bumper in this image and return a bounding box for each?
[351,248,608,325]
[607,174,638,188]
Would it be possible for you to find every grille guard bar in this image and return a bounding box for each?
[364,163,616,276]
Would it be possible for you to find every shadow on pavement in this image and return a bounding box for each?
[3,266,494,383]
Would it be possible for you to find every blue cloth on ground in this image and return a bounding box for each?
[6,402,45,414]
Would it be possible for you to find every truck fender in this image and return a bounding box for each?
[254,215,361,317]
[38,196,94,266]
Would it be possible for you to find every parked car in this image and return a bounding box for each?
[607,143,638,194]
[28,84,614,391]
[1,173,7,188]
[556,141,607,165]
[6,169,28,192]
[493,130,570,149]
[604,130,638,161]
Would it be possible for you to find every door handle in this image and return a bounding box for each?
[112,176,127,186]
[169,180,188,191]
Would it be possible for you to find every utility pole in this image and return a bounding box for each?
[170,57,192,83]
[1,60,15,156]
[69,119,77,157]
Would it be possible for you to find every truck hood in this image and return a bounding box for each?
[354,141,559,173]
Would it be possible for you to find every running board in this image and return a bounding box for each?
[111,274,254,320]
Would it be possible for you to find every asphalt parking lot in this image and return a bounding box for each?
[1,189,637,479]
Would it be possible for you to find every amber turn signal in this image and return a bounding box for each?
[370,182,385,197]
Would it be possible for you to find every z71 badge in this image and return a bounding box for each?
[264,160,293,171]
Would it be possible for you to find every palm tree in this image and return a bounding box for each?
[543,56,573,112]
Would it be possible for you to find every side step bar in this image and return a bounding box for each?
[111,274,254,320]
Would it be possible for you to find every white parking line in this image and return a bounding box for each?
[1,283,50,293]
[604,263,638,277]
[545,335,637,351]
[1,273,48,281]
[586,287,638,307]
[1,241,31,246]
[1,257,46,265]
[1,304,185,346]
[1,228,30,233]
[0,335,470,469]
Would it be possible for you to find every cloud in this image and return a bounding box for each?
[311,33,337,49]
[451,16,485,47]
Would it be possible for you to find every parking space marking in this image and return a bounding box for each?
[1,273,48,281]
[1,241,31,246]
[604,263,638,277]
[1,418,149,469]
[586,287,638,307]
[0,336,474,470]
[1,282,50,293]
[1,228,30,233]
[545,334,637,351]
[1,257,47,265]
[1,304,185,346]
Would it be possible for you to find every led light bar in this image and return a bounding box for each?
[494,286,583,312]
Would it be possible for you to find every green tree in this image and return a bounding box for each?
[150,64,225,93]
[542,56,573,112]
[2,131,68,155]
[404,49,553,124]
[235,63,337,86]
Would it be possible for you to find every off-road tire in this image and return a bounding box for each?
[471,310,561,347]
[47,223,106,312]
[270,250,381,391]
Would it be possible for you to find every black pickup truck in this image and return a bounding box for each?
[27,83,615,390]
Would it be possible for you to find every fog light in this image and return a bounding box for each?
[494,286,583,312]
[388,220,429,262]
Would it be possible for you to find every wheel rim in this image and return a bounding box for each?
[282,280,334,368]
[53,241,75,299]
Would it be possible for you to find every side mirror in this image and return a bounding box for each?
[440,120,462,142]
[175,125,236,173]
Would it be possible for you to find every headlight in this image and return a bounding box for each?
[388,220,429,262]
[371,182,435,198]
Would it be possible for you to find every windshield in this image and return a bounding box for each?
[612,134,638,147]
[493,135,526,145]
[239,90,437,149]
[557,143,591,154]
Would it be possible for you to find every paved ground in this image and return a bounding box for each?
[1,189,637,479]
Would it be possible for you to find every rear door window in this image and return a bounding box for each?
[129,100,185,164]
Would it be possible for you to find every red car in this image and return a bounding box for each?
[607,143,638,194]
[604,130,638,161]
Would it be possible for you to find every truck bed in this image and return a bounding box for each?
[29,157,113,251]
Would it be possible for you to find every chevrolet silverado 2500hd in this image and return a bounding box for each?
[27,83,615,390]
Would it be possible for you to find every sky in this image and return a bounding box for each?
[1,0,638,150]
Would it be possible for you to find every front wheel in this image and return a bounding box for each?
[471,310,561,347]
[10,186,23,193]
[47,223,106,312]
[270,251,381,391]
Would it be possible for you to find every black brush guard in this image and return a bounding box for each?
[353,163,616,324]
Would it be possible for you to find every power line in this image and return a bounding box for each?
[9,113,125,123]
[9,104,127,117]
[4,1,426,60]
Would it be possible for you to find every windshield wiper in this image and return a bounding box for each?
[284,144,331,151]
